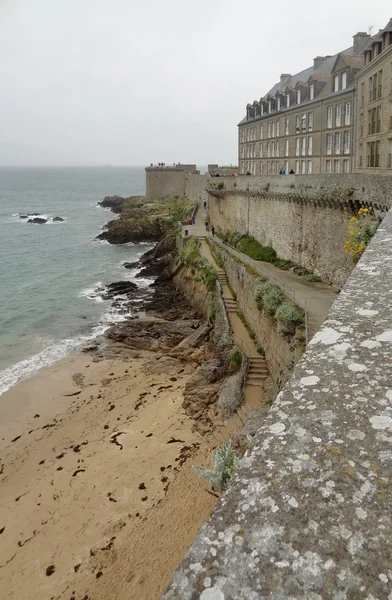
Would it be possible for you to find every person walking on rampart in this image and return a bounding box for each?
[211,226,215,237]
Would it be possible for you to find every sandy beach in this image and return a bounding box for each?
[0,349,217,599]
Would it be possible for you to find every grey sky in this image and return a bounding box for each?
[0,0,390,166]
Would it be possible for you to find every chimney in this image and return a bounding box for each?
[280,73,291,86]
[353,32,370,55]
[313,56,327,69]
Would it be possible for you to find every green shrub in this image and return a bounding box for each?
[193,440,240,492]
[257,346,265,356]
[230,345,243,365]
[209,303,216,321]
[302,274,322,282]
[256,283,284,316]
[217,182,224,190]
[275,302,304,336]
[236,235,277,263]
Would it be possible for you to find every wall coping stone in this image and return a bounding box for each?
[162,207,392,599]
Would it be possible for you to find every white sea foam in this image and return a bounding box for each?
[0,323,109,397]
[78,281,106,302]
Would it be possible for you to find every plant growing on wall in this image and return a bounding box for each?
[254,282,284,315]
[193,440,240,492]
[344,208,379,264]
[275,302,304,336]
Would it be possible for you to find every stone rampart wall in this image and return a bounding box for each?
[145,167,186,200]
[163,206,392,600]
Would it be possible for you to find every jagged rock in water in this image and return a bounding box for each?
[27,217,47,224]
[53,216,64,222]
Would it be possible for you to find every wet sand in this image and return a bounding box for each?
[0,350,216,599]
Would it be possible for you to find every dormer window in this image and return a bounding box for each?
[334,75,339,92]
[297,89,301,104]
[286,94,290,108]
[309,84,314,100]
[261,104,264,116]
[268,101,272,113]
[342,72,347,90]
[277,97,281,110]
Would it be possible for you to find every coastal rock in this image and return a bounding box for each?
[99,195,145,214]
[123,261,139,270]
[19,215,28,219]
[105,319,198,352]
[102,281,138,300]
[53,216,64,222]
[97,216,163,244]
[27,217,47,224]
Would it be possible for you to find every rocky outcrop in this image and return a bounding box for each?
[98,195,145,214]
[105,319,200,352]
[53,216,64,222]
[27,217,47,224]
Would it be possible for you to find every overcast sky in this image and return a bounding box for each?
[0,0,390,166]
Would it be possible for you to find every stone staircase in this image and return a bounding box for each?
[246,356,269,387]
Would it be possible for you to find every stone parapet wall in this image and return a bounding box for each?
[163,207,392,600]
[145,167,189,200]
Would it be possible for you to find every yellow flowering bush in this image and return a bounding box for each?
[344,207,379,263]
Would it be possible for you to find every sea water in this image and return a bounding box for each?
[0,166,150,396]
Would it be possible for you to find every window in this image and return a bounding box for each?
[377,106,381,133]
[378,70,383,98]
[285,117,290,135]
[261,104,264,116]
[361,82,364,107]
[344,102,351,125]
[360,113,363,137]
[342,72,347,90]
[367,141,380,167]
[343,159,350,173]
[301,113,306,131]
[276,120,280,137]
[277,97,281,110]
[388,140,392,168]
[296,138,300,156]
[327,106,333,128]
[297,89,301,104]
[334,75,339,92]
[267,123,271,138]
[260,162,263,175]
[295,115,300,132]
[285,160,289,173]
[271,141,275,157]
[369,76,373,102]
[286,94,290,108]
[373,74,377,101]
[295,160,300,174]
[267,161,270,174]
[301,137,306,156]
[359,143,363,168]
[271,161,275,174]
[276,141,280,157]
[335,132,341,154]
[334,159,340,173]
[390,101,392,130]
[253,127,256,141]
[326,133,332,155]
[309,85,314,100]
[260,143,263,158]
[285,139,289,157]
[267,142,271,157]
[308,160,313,174]
[344,131,350,154]
[272,122,276,138]
[336,105,341,127]
[260,125,263,139]
[301,160,306,174]
[308,112,313,131]
[326,159,332,173]
[268,101,272,113]
[308,136,313,156]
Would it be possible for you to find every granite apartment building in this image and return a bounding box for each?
[355,19,392,173]
[238,33,370,175]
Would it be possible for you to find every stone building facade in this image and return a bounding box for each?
[355,19,392,173]
[238,33,369,175]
